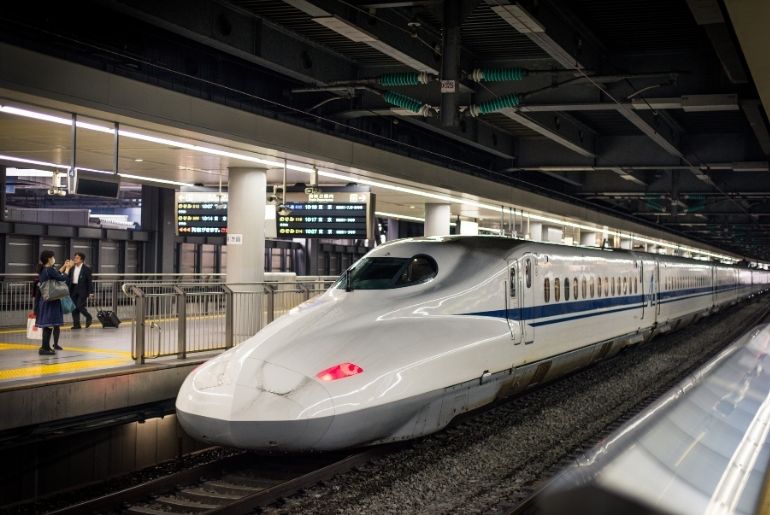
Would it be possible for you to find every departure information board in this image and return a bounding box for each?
[176,192,228,235]
[277,192,372,238]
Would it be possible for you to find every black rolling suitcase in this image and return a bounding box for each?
[97,310,121,328]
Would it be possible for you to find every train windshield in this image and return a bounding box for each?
[336,255,438,290]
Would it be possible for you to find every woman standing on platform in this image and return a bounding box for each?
[35,251,72,355]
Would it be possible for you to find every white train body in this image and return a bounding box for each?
[176,236,770,451]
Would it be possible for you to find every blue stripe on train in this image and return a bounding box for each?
[464,284,756,324]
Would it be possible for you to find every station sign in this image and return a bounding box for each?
[277,192,372,239]
[176,192,228,235]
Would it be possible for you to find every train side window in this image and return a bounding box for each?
[604,277,609,296]
[582,277,587,299]
[611,277,616,296]
[525,259,532,288]
[573,278,579,299]
[564,277,570,301]
[510,268,516,297]
[590,277,595,298]
[597,277,602,297]
[555,278,561,302]
[623,277,628,294]
[635,277,638,294]
[544,278,550,303]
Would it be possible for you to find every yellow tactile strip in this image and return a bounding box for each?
[0,342,133,380]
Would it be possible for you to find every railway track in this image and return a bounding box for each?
[49,449,381,514]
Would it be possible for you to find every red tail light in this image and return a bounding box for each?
[316,362,363,381]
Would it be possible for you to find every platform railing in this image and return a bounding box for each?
[126,277,337,364]
[0,273,227,328]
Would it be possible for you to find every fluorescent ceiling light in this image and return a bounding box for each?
[374,211,424,222]
[0,102,742,263]
[6,167,54,177]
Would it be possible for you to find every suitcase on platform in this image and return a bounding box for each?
[97,310,121,328]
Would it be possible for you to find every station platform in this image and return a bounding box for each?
[0,323,135,383]
[0,320,219,439]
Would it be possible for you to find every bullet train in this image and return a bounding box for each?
[176,236,770,451]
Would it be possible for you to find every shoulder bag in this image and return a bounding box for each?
[40,279,70,301]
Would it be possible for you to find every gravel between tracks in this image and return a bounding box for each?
[268,298,769,514]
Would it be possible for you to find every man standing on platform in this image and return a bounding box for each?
[68,252,94,329]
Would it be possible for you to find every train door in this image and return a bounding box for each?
[507,255,535,344]
[639,260,645,320]
[505,260,522,344]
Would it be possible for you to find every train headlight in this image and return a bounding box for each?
[316,362,363,381]
[193,359,233,390]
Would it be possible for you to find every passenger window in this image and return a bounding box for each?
[590,277,595,298]
[555,278,561,302]
[525,259,532,288]
[623,277,628,294]
[635,277,638,294]
[582,277,587,299]
[604,277,609,296]
[510,268,516,297]
[611,277,616,296]
[544,278,550,303]
[573,278,578,299]
[564,277,570,301]
[597,277,602,297]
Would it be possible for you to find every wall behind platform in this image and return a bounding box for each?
[0,415,207,507]
[0,222,146,274]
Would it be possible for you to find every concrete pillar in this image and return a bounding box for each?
[545,227,563,243]
[227,167,266,283]
[387,218,400,241]
[580,232,598,246]
[529,222,542,241]
[141,185,176,273]
[459,220,479,235]
[0,166,5,221]
[424,203,451,236]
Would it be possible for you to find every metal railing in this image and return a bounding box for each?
[0,273,226,328]
[127,277,337,364]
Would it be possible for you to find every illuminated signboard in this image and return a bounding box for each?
[277,192,372,238]
[176,192,228,235]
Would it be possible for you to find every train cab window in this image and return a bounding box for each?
[525,259,532,288]
[555,278,561,302]
[337,254,437,290]
[544,278,551,303]
[510,268,516,297]
[564,277,570,301]
[582,277,587,299]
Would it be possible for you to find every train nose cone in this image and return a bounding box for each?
[177,358,335,451]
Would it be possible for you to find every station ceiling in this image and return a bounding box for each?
[1,0,769,258]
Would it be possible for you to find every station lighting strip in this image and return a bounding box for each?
[0,103,740,263]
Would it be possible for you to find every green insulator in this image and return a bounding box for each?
[379,72,424,87]
[483,67,527,82]
[383,91,424,113]
[478,94,520,114]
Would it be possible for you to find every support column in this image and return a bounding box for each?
[0,166,6,221]
[424,203,451,236]
[580,232,598,246]
[529,222,543,241]
[387,218,400,241]
[440,0,461,127]
[141,185,176,273]
[227,167,266,283]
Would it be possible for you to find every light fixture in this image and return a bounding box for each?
[5,167,54,177]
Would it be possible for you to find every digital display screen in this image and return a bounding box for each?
[277,202,369,238]
[176,192,228,235]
